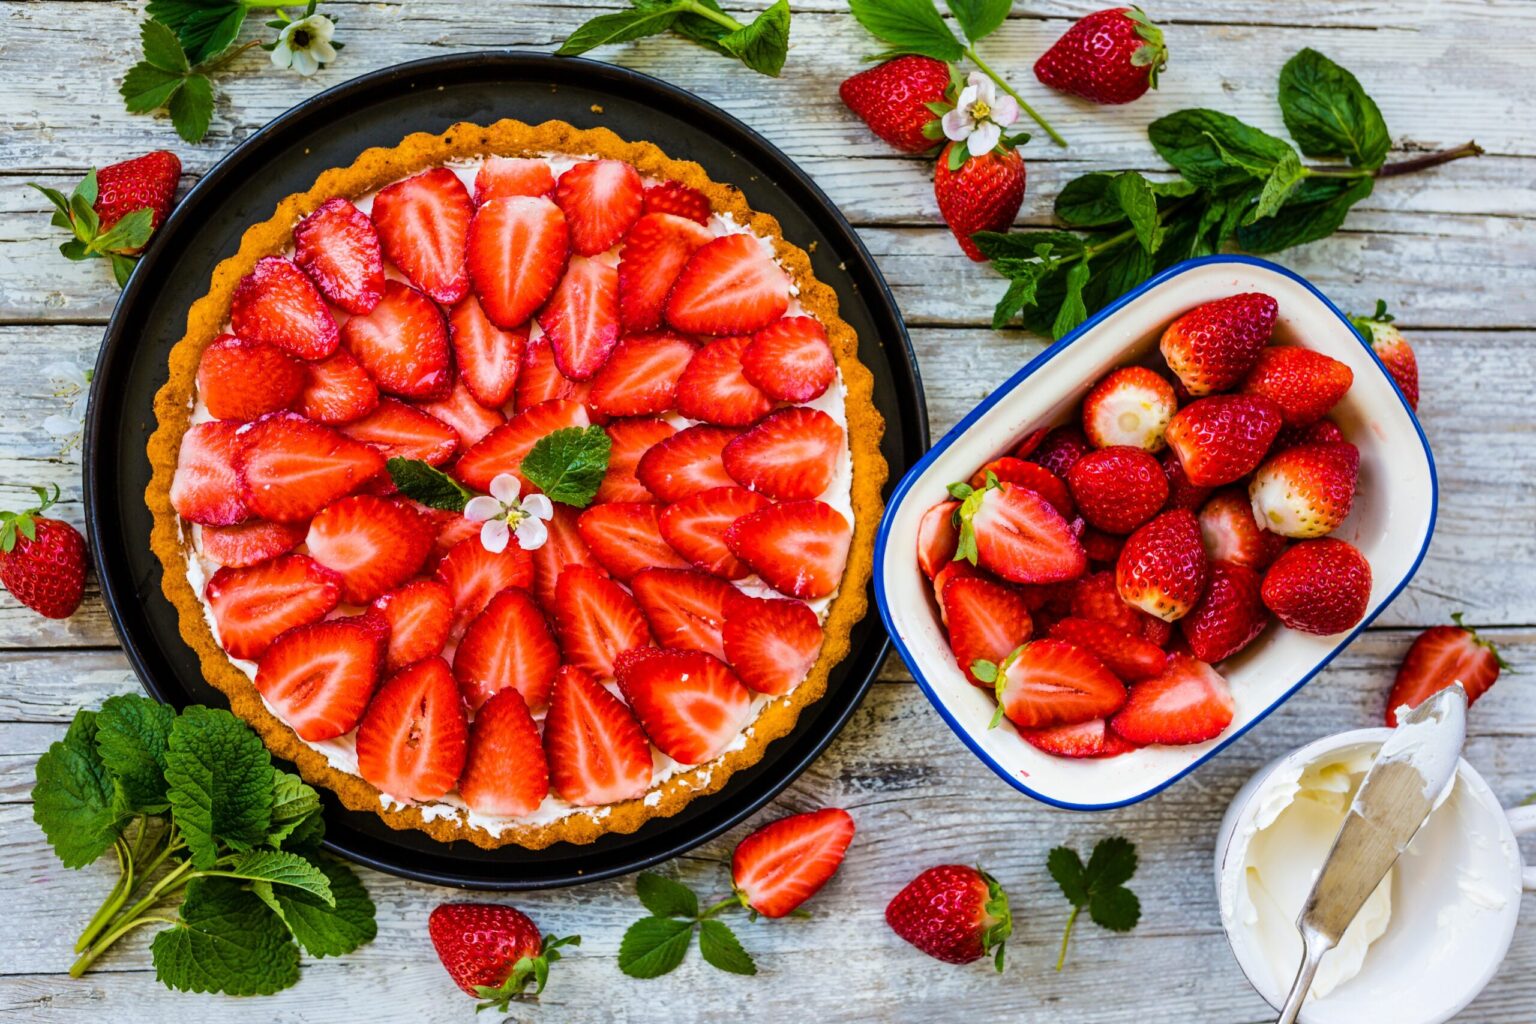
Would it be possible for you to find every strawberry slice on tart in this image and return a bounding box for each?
[618,212,713,333]
[515,333,593,412]
[722,406,844,502]
[370,167,473,304]
[305,494,433,604]
[341,280,453,400]
[341,397,460,467]
[230,255,339,361]
[657,485,771,580]
[473,156,556,204]
[742,316,837,404]
[725,500,852,601]
[255,616,386,741]
[457,687,549,818]
[434,533,536,636]
[415,379,506,450]
[448,294,527,409]
[200,519,308,568]
[537,256,621,381]
[452,586,561,712]
[355,657,469,802]
[554,159,645,257]
[722,595,824,695]
[466,195,570,329]
[551,565,653,680]
[369,577,454,672]
[293,196,385,315]
[577,502,693,582]
[630,567,735,661]
[204,553,342,661]
[297,347,380,425]
[543,665,653,806]
[530,504,606,613]
[195,334,306,422]
[588,332,697,418]
[170,420,250,527]
[236,412,386,524]
[456,398,592,492]
[674,335,775,427]
[665,233,791,336]
[635,424,740,502]
[597,417,676,504]
[615,646,752,765]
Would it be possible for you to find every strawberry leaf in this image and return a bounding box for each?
[698,919,756,975]
[1048,837,1140,968]
[636,871,699,919]
[618,916,694,978]
[848,0,964,63]
[944,0,1011,44]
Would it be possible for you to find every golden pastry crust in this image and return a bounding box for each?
[146,119,887,849]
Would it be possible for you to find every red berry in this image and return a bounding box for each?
[1260,538,1372,636]
[886,865,1012,968]
[1034,7,1168,105]
[1386,615,1508,726]
[0,487,87,619]
[934,143,1025,262]
[839,56,953,154]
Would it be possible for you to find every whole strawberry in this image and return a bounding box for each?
[840,56,953,154]
[1351,300,1419,410]
[0,485,87,619]
[886,864,1012,970]
[935,142,1025,261]
[1116,509,1208,623]
[1034,7,1169,105]
[1248,441,1359,539]
[1386,613,1509,726]
[428,903,578,1010]
[1260,538,1371,636]
[1181,559,1268,663]
[1159,292,1277,396]
[1240,346,1354,428]
[29,150,180,286]
[95,151,182,235]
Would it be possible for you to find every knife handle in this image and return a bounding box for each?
[1275,924,1332,1024]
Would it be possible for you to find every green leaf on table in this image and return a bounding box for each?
[556,1,686,56]
[1148,109,1295,191]
[1236,176,1372,253]
[636,871,698,919]
[1088,882,1142,932]
[266,770,322,847]
[145,0,249,65]
[121,21,216,144]
[33,709,127,868]
[386,457,475,512]
[718,0,791,77]
[1278,48,1390,169]
[167,73,214,144]
[281,805,327,853]
[1245,148,1306,225]
[1055,173,1130,228]
[848,0,965,63]
[151,876,301,995]
[698,919,757,975]
[121,63,188,115]
[618,916,695,978]
[254,857,377,957]
[110,253,139,288]
[1051,260,1091,339]
[215,849,335,903]
[973,230,1086,264]
[164,705,274,868]
[521,426,612,508]
[1083,238,1154,313]
[945,0,1011,43]
[1048,836,1141,968]
[93,693,175,814]
[1110,171,1160,253]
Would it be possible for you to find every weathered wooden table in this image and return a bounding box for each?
[3,2,1533,1021]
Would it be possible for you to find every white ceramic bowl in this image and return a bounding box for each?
[873,256,1436,809]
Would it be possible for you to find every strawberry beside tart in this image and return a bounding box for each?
[145,120,886,850]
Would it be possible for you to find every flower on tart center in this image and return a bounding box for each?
[463,473,553,554]
[941,72,1021,157]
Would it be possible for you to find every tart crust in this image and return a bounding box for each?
[145,119,888,849]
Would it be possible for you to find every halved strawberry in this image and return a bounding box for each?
[1197,488,1287,570]
[551,564,652,678]
[916,499,961,579]
[453,586,560,712]
[1110,654,1234,746]
[467,195,569,329]
[665,234,791,336]
[615,647,751,765]
[1240,346,1353,428]
[416,379,505,449]
[1181,560,1268,664]
[449,293,527,408]
[990,639,1127,730]
[635,424,740,502]
[170,421,249,526]
[196,334,305,421]
[674,335,775,426]
[473,156,556,204]
[741,316,837,403]
[1045,617,1167,682]
[1081,366,1176,451]
[588,332,696,417]
[576,502,692,582]
[720,595,822,695]
[941,576,1033,686]
[932,559,984,622]
[305,494,432,603]
[371,167,472,304]
[457,687,549,817]
[369,577,453,672]
[618,213,713,332]
[230,256,339,361]
[434,533,535,635]
[538,256,620,381]
[204,553,341,660]
[1116,510,1209,623]
[236,412,386,523]
[543,664,653,806]
[722,407,843,501]
[341,397,460,466]
[1018,718,1140,759]
[658,485,771,579]
[958,482,1087,585]
[340,280,452,400]
[725,500,852,600]
[255,616,386,741]
[515,333,593,412]
[643,180,711,224]
[732,807,854,918]
[296,348,379,425]
[293,197,384,315]
[555,159,644,257]
[597,417,675,503]
[967,458,1074,518]
[1386,615,1508,727]
[200,518,307,568]
[355,657,468,802]
[530,504,605,612]
[630,567,734,660]
[455,398,591,491]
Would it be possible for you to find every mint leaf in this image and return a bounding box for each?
[33,710,126,868]
[945,0,1010,43]
[1278,48,1390,169]
[281,803,327,853]
[1051,260,1091,339]
[557,2,686,56]
[671,0,734,56]
[164,706,274,868]
[1111,172,1160,253]
[94,693,175,813]
[698,919,756,975]
[719,0,791,78]
[145,0,248,64]
[266,770,322,847]
[848,0,965,62]
[1148,109,1294,191]
[254,857,377,957]
[618,917,694,978]
[520,426,612,508]
[151,877,300,995]
[386,457,475,512]
[1236,176,1372,253]
[1246,149,1306,224]
[214,849,334,903]
[636,872,698,919]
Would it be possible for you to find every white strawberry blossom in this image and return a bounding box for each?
[463,473,552,554]
[270,13,338,77]
[941,71,1020,157]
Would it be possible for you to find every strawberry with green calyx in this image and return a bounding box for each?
[0,484,88,620]
[840,55,954,154]
[428,902,578,1009]
[950,474,1087,584]
[1034,7,1169,105]
[29,151,180,287]
[886,864,1013,970]
[1351,299,1420,410]
[1386,613,1511,726]
[932,70,1030,261]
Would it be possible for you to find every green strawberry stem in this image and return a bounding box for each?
[702,895,742,919]
[679,0,743,32]
[963,46,1067,149]
[1056,905,1079,971]
[198,38,264,74]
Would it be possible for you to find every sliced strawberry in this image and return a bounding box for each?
[537,256,620,381]
[674,335,774,427]
[355,657,469,802]
[340,280,452,400]
[720,595,823,695]
[434,533,535,635]
[236,412,385,523]
[589,332,696,417]
[305,495,431,604]
[453,586,560,712]
[941,576,1033,687]
[417,505,482,555]
[1181,560,1268,664]
[170,420,249,526]
[635,424,740,502]
[255,616,386,741]
[543,665,653,806]
[529,504,605,612]
[615,647,751,765]
[230,256,339,361]
[551,564,652,678]
[455,398,591,491]
[200,518,307,568]
[466,195,569,328]
[297,347,380,425]
[742,316,837,403]
[1019,718,1140,759]
[1197,488,1287,571]
[457,687,549,817]
[732,807,855,918]
[968,458,1074,518]
[992,639,1127,730]
[369,577,453,672]
[630,567,735,660]
[1110,654,1234,746]
[293,197,385,315]
[371,167,472,304]
[473,156,556,204]
[643,180,711,224]
[1045,617,1167,682]
[597,417,676,503]
[959,482,1087,585]
[658,485,772,579]
[618,212,714,332]
[933,559,984,622]
[666,233,791,336]
[341,397,460,466]
[577,502,692,582]
[917,499,961,579]
[515,333,593,412]
[554,159,644,257]
[449,293,527,408]
[1116,510,1209,622]
[196,334,305,422]
[725,500,851,600]
[1386,616,1508,727]
[722,407,843,501]
[204,554,341,660]
[416,380,505,449]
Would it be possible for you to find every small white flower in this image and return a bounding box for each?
[941,72,1020,157]
[42,362,90,458]
[462,473,554,553]
[270,13,338,77]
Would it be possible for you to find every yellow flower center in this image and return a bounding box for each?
[969,99,992,121]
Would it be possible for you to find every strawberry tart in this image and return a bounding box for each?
[145,120,886,849]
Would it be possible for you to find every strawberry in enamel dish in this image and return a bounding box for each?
[1164,394,1284,487]
[231,255,339,361]
[457,688,549,818]
[466,195,569,329]
[428,903,577,1009]
[0,486,88,620]
[1034,7,1168,105]
[1240,346,1354,427]
[1066,446,1168,534]
[1028,425,1093,479]
[665,233,791,336]
[732,808,855,918]
[941,576,1034,687]
[1020,717,1140,759]
[1081,366,1176,451]
[1260,538,1371,636]
[615,646,752,765]
[1116,509,1207,622]
[1386,615,1508,726]
[370,167,472,304]
[980,638,1126,730]
[966,458,1074,518]
[916,499,962,579]
[1159,292,1276,396]
[1248,441,1359,538]
[255,616,386,741]
[955,480,1087,585]
[886,865,1012,969]
[1352,300,1419,410]
[1197,488,1288,571]
[1161,448,1212,512]
[355,657,468,802]
[1110,654,1234,746]
[543,664,653,806]
[839,55,952,153]
[195,334,305,422]
[293,197,384,314]
[1179,560,1268,663]
[1045,617,1167,682]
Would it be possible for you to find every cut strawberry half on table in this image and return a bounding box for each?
[615,646,752,765]
[721,595,823,695]
[967,458,1074,519]
[230,255,339,361]
[1197,488,1287,571]
[577,501,692,582]
[515,333,592,412]
[369,576,453,672]
[597,417,676,504]
[732,807,855,918]
[204,553,341,661]
[1181,559,1268,664]
[741,315,837,403]
[434,533,535,635]
[657,485,771,579]
[631,567,734,661]
[255,616,386,741]
[235,412,386,523]
[959,481,1087,585]
[674,335,775,427]
[473,156,556,204]
[416,379,505,450]
[305,494,433,604]
[449,294,527,409]
[538,256,620,381]
[635,423,740,502]
[530,505,605,612]
[195,334,305,422]
[618,212,713,333]
[589,331,696,418]
[199,518,307,568]
[555,159,644,257]
[341,279,452,400]
[941,576,1034,687]
[457,687,549,818]
[1046,617,1167,682]
[722,406,843,502]
[1116,510,1208,623]
[1165,394,1284,487]
[643,179,711,224]
[355,657,469,802]
[1240,346,1354,428]
[916,499,961,579]
[452,586,560,712]
[726,499,852,600]
[293,196,384,315]
[455,398,591,492]
[1159,292,1277,397]
[1386,615,1509,727]
[467,195,570,329]
[371,167,472,304]
[551,564,653,679]
[990,638,1127,730]
[170,420,249,526]
[543,664,653,806]
[1249,441,1360,539]
[341,397,460,466]
[1019,718,1140,759]
[297,347,379,425]
[1110,654,1234,746]
[666,233,791,336]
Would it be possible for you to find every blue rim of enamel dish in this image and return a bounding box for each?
[872,254,1439,811]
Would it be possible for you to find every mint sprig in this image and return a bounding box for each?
[521,426,613,508]
[558,0,793,79]
[1047,837,1141,970]
[618,872,759,978]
